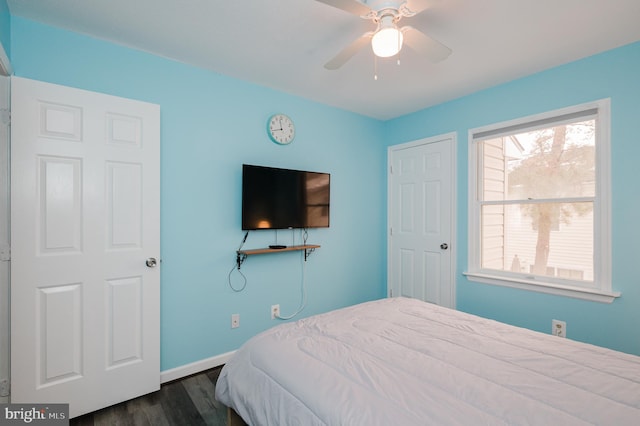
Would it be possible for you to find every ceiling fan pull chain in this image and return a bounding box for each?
[374,54,378,80]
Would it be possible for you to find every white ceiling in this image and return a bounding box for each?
[7,0,640,120]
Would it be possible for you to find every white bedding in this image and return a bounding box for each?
[215,297,640,425]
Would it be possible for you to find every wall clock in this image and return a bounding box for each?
[267,113,295,145]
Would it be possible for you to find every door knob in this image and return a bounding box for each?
[146,257,158,267]
[440,243,448,250]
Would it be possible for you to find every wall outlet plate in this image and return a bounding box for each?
[231,313,240,329]
[271,304,280,319]
[552,319,566,338]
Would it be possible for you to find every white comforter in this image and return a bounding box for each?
[215,297,640,425]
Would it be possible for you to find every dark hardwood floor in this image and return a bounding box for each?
[70,366,233,426]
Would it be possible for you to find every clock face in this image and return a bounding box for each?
[268,114,295,145]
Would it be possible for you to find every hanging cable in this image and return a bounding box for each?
[238,231,249,251]
[228,231,249,292]
[227,263,247,292]
[275,248,307,320]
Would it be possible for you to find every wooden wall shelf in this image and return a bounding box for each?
[236,244,320,268]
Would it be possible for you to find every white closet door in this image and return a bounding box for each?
[10,77,161,418]
[388,134,455,308]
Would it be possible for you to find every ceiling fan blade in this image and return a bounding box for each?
[401,26,451,63]
[314,0,372,16]
[405,0,432,15]
[324,32,374,70]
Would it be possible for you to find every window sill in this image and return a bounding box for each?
[463,272,620,303]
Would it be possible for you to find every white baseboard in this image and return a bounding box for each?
[160,351,236,384]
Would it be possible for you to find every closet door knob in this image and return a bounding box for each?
[440,243,448,250]
[146,258,158,267]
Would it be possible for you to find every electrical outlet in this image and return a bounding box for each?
[231,313,240,329]
[552,319,566,338]
[271,304,280,320]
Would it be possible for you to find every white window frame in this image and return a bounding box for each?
[465,99,618,303]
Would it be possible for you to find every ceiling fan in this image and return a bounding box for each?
[316,0,452,70]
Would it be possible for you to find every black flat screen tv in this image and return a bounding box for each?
[242,164,330,230]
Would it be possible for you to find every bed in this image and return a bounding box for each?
[215,297,640,425]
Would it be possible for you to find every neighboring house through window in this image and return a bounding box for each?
[466,99,617,303]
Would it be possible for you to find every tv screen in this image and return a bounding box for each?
[242,164,330,230]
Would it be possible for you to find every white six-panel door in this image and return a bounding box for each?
[388,134,455,308]
[10,77,160,417]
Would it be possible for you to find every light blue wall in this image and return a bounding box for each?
[385,41,640,356]
[10,16,387,370]
[10,10,640,372]
[0,0,9,58]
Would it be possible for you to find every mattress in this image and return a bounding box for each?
[215,297,640,425]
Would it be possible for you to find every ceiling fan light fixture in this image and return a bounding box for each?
[371,13,403,58]
[371,26,403,57]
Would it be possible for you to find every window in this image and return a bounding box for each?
[466,100,617,302]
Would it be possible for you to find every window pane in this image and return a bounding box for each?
[481,120,595,201]
[481,202,593,282]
